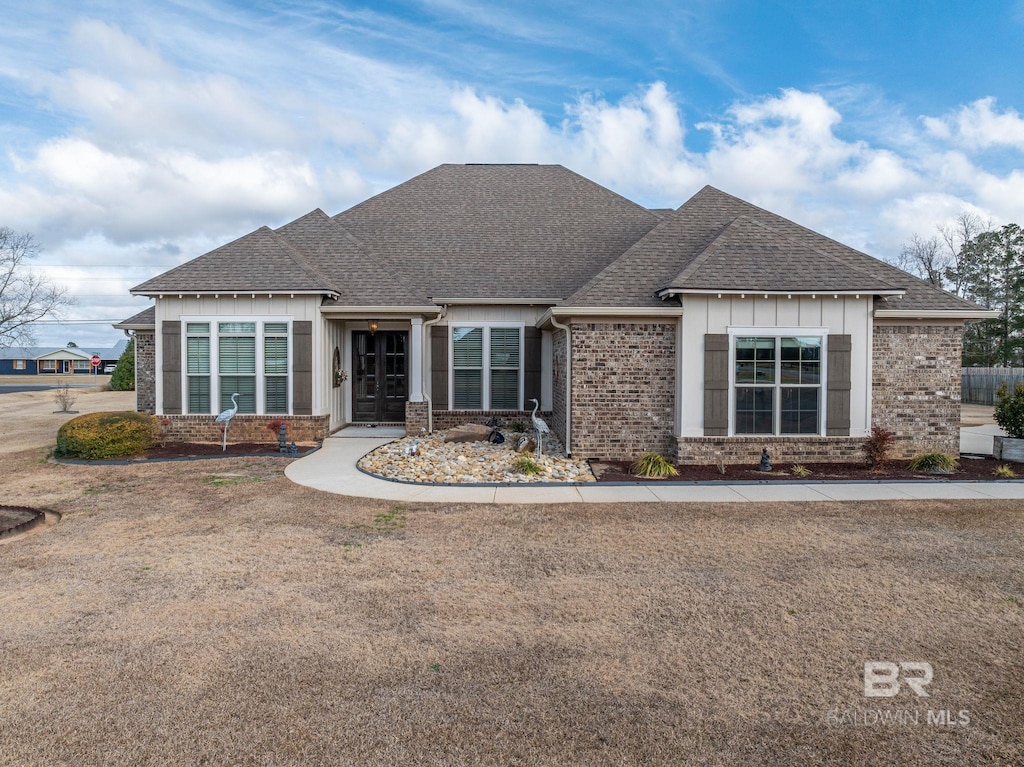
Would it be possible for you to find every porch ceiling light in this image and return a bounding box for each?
[368,319,379,334]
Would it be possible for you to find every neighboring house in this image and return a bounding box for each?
[117,164,994,461]
[0,341,128,376]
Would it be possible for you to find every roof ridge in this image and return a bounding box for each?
[262,223,335,292]
[669,218,738,286]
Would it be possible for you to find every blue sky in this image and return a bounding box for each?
[2,0,1024,347]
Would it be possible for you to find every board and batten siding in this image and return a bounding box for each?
[153,296,323,416]
[678,295,872,437]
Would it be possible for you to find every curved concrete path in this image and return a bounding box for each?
[285,437,1024,504]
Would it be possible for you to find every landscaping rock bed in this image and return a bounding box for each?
[358,431,596,484]
[0,505,47,540]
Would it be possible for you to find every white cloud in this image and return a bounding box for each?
[922,97,1024,151]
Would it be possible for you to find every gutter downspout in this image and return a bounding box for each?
[422,306,447,434]
[549,314,571,456]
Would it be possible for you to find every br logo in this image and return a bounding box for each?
[864,662,933,697]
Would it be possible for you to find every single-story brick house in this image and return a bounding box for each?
[117,164,993,462]
[0,341,128,375]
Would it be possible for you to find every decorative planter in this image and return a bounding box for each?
[993,435,1024,462]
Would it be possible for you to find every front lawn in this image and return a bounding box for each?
[0,448,1021,766]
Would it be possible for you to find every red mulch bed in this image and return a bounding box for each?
[591,457,1019,483]
[135,442,316,460]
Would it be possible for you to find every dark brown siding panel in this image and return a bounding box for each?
[431,326,448,409]
[704,333,729,436]
[161,321,182,414]
[293,321,313,416]
[524,327,542,405]
[827,334,852,436]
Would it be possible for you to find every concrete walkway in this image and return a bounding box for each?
[285,435,1024,504]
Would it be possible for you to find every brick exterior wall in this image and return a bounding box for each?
[157,414,330,444]
[676,436,867,466]
[551,329,568,446]
[428,409,549,432]
[134,331,155,414]
[405,401,429,436]
[872,323,963,458]
[570,322,676,460]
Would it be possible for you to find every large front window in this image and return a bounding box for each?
[451,325,522,409]
[184,319,290,415]
[734,335,822,435]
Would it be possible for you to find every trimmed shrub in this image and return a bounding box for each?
[994,382,1024,439]
[631,452,679,478]
[862,426,895,468]
[109,338,135,391]
[511,455,541,475]
[55,411,157,459]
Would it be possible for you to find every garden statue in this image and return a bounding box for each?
[758,448,772,472]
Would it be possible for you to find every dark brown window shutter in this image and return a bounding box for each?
[826,334,851,436]
[161,321,182,414]
[431,326,448,409]
[704,333,729,436]
[292,321,313,415]
[523,327,542,406]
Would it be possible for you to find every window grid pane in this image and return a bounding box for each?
[265,377,287,414]
[264,337,288,374]
[188,376,210,413]
[219,337,256,375]
[186,337,210,374]
[220,376,256,414]
[489,328,520,368]
[453,369,482,409]
[734,335,822,436]
[780,387,819,435]
[734,387,774,434]
[490,369,519,409]
[452,327,483,367]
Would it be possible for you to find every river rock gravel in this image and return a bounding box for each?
[357,430,596,484]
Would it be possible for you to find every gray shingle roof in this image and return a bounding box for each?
[332,164,661,300]
[274,210,427,306]
[115,306,155,328]
[564,185,982,312]
[132,227,330,294]
[664,215,903,293]
[130,167,984,314]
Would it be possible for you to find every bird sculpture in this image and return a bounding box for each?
[215,392,239,452]
[529,398,550,458]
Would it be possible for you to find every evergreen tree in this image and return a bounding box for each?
[109,337,135,390]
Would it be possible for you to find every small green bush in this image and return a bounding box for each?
[631,452,679,478]
[109,338,135,391]
[907,452,958,473]
[511,455,541,475]
[994,382,1024,438]
[55,411,157,459]
[994,463,1016,478]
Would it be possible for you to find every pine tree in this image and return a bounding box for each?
[109,338,135,390]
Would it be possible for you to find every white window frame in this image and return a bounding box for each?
[180,316,293,415]
[727,326,828,437]
[448,322,525,411]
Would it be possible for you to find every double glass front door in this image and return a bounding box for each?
[352,331,407,422]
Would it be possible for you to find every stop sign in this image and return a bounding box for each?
[90,355,101,367]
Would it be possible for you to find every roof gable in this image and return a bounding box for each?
[564,185,983,312]
[132,226,329,295]
[664,215,902,294]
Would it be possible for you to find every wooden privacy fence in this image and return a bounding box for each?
[962,367,1024,404]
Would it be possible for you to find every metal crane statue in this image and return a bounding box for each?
[216,392,240,452]
[529,398,550,458]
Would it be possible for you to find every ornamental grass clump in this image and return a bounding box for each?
[907,452,958,474]
[994,382,1024,438]
[511,455,541,475]
[791,464,812,478]
[631,452,679,478]
[994,464,1016,478]
[55,411,158,460]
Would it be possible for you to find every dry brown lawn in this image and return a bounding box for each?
[0,442,1022,767]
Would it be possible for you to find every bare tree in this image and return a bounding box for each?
[896,233,946,287]
[940,212,987,298]
[0,227,72,349]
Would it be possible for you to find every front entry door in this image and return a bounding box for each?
[352,331,407,422]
